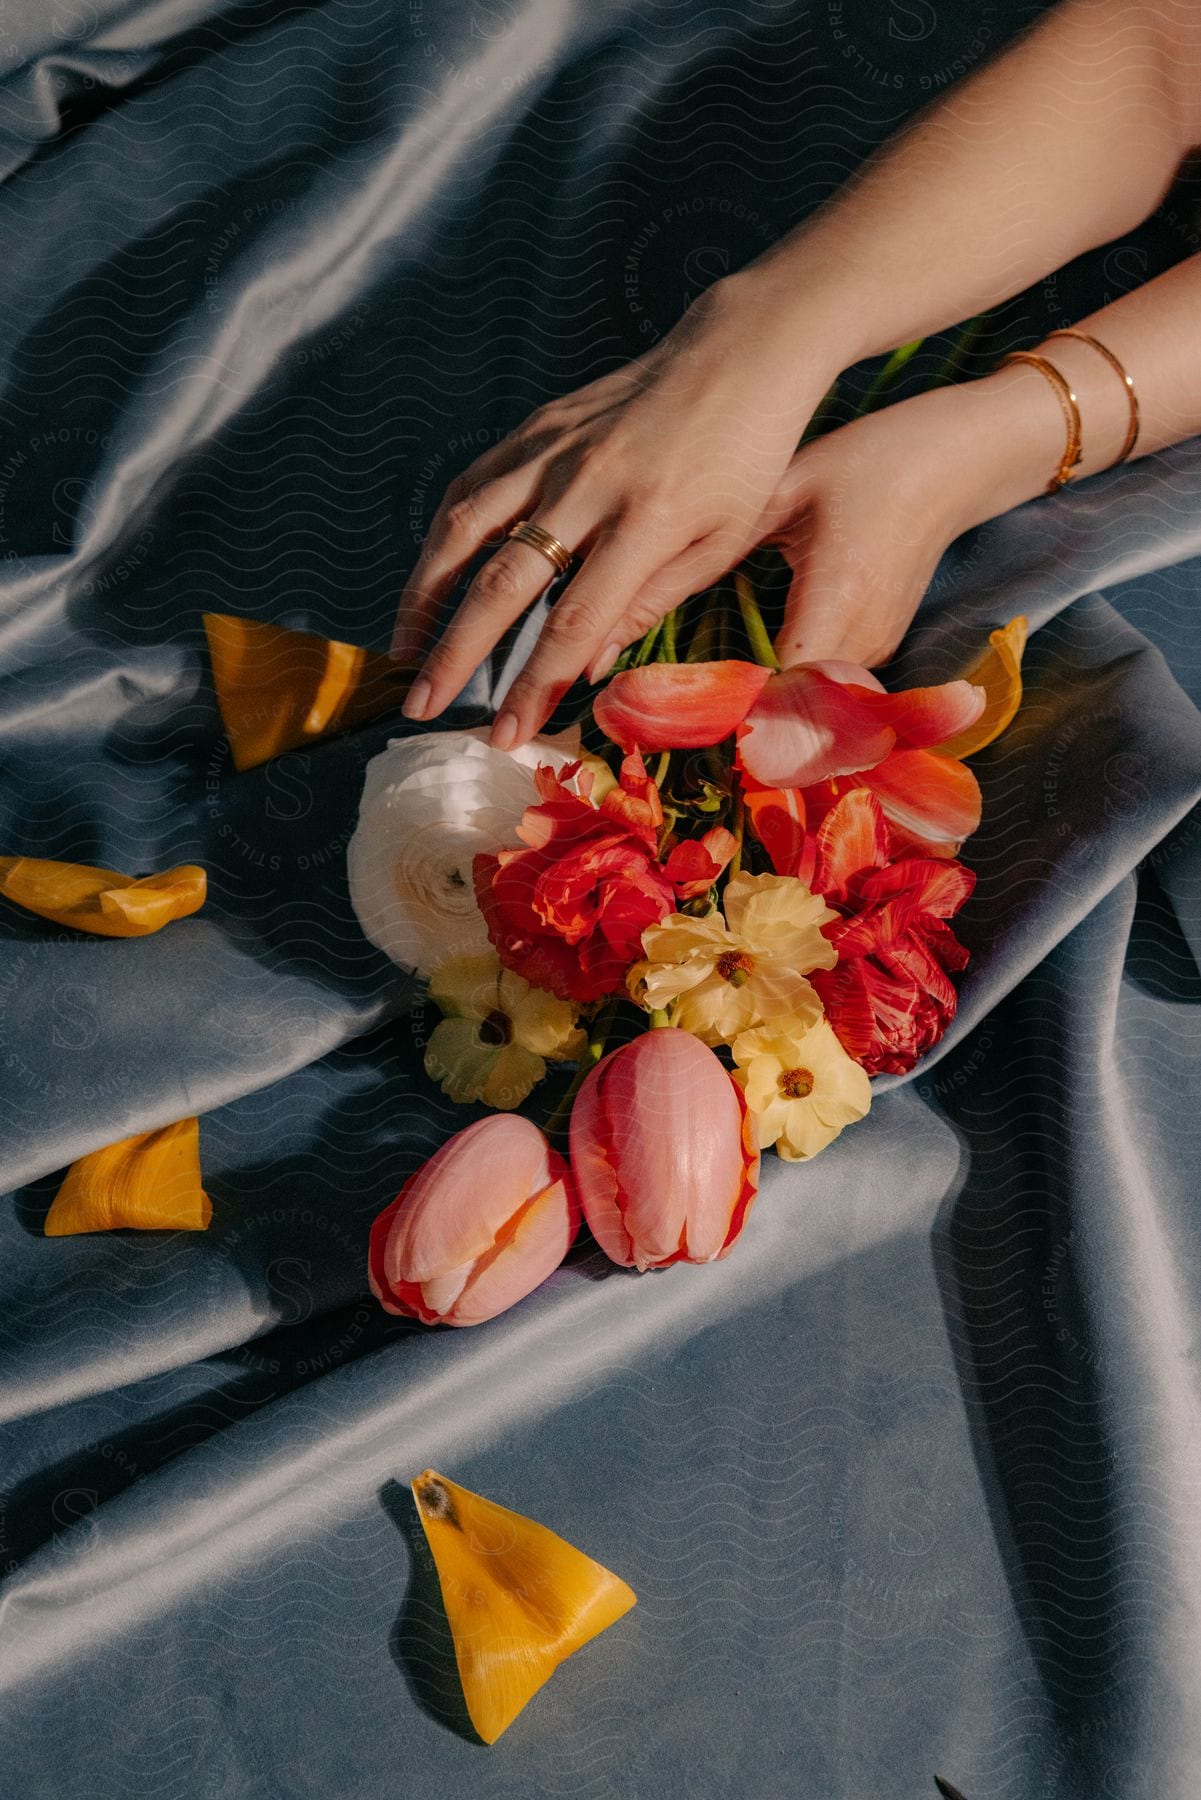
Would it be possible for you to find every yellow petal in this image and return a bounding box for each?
[411,1469,636,1744]
[936,616,1028,759]
[44,1118,212,1235]
[428,953,502,1022]
[203,612,412,772]
[0,857,206,937]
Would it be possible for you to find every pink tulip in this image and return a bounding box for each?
[368,1115,578,1325]
[569,1030,760,1272]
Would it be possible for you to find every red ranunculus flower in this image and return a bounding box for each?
[804,789,975,1076]
[474,752,734,1003]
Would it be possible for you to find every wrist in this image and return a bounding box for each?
[938,365,1077,533]
[717,245,871,418]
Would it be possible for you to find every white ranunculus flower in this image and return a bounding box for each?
[347,725,580,975]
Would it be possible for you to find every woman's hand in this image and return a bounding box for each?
[392,273,844,749]
[754,372,1058,669]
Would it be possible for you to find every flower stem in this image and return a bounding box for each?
[543,997,618,1141]
[726,782,745,881]
[859,336,925,414]
[799,376,842,446]
[632,619,662,667]
[733,571,780,670]
[931,313,987,387]
[659,607,679,663]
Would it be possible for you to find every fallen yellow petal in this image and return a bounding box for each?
[411,1468,636,1744]
[203,612,413,772]
[0,857,205,937]
[936,615,1028,759]
[44,1118,212,1235]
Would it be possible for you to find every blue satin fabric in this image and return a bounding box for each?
[2,3,1201,1795]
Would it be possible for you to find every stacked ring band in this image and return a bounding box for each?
[507,519,576,577]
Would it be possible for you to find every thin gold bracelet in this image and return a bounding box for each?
[1044,327,1140,465]
[995,350,1083,494]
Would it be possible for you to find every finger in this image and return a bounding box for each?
[586,535,738,681]
[405,499,594,722]
[390,463,540,663]
[754,456,814,544]
[775,526,917,669]
[775,527,861,667]
[492,513,678,747]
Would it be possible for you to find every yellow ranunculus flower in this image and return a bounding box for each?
[628,871,837,1045]
[731,1015,871,1160]
[425,953,585,1110]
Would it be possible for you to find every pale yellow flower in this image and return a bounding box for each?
[731,1015,870,1160]
[628,871,838,1045]
[426,953,585,1110]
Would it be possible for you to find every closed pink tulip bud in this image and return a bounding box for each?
[569,1031,760,1272]
[368,1115,578,1325]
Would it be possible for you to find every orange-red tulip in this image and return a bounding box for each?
[368,1115,578,1325]
[569,1030,759,1271]
[595,655,984,786]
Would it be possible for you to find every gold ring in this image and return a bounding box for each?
[507,519,575,578]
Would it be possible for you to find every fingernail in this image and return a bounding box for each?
[490,710,519,751]
[402,676,431,720]
[588,641,622,684]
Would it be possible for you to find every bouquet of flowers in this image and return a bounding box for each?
[348,572,1026,1327]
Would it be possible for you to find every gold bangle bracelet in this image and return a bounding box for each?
[995,350,1083,494]
[1044,327,1140,465]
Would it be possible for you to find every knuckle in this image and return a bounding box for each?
[443,494,480,537]
[623,598,666,638]
[507,668,569,717]
[568,436,623,488]
[544,595,607,646]
[625,490,676,536]
[471,555,521,605]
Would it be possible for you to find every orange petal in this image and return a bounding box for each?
[410,1469,636,1744]
[871,678,986,750]
[203,612,412,772]
[813,788,890,901]
[593,660,771,752]
[740,667,896,786]
[865,748,982,850]
[0,857,205,937]
[936,616,1028,759]
[741,781,810,880]
[44,1118,212,1235]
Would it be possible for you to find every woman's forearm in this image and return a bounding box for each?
[950,249,1201,529]
[732,0,1201,395]
[753,248,1201,668]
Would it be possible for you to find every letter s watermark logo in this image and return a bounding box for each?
[1101,242,1148,300]
[471,0,519,40]
[888,0,937,43]
[51,983,99,1050]
[50,475,99,549]
[1103,749,1150,822]
[681,245,731,306]
[266,1256,315,1326]
[264,752,313,822]
[51,1486,99,1555]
